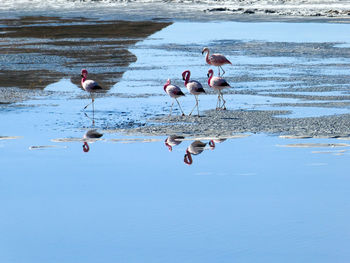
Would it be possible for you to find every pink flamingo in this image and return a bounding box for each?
[165,135,184,152]
[182,70,206,117]
[184,140,207,165]
[163,79,185,116]
[209,138,227,149]
[202,47,232,76]
[81,69,102,111]
[207,69,231,110]
[82,129,103,153]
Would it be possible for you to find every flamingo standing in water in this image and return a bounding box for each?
[81,69,102,111]
[182,70,206,117]
[163,79,185,116]
[207,69,231,110]
[202,47,232,76]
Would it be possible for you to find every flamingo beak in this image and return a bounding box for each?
[207,73,209,77]
[81,74,84,77]
[201,50,204,54]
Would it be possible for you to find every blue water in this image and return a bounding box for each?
[1,133,350,262]
[2,20,350,262]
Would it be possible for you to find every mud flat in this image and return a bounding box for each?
[115,109,350,138]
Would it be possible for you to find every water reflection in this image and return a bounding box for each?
[82,129,103,153]
[184,140,208,165]
[208,138,227,149]
[164,135,184,151]
[164,135,229,165]
[0,16,171,91]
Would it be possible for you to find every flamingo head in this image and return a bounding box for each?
[81,69,88,78]
[182,70,190,80]
[207,69,214,78]
[209,140,215,149]
[83,142,90,152]
[184,150,193,165]
[163,79,171,92]
[202,47,209,55]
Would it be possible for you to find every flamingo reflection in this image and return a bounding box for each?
[165,135,184,152]
[82,129,103,153]
[184,140,207,165]
[209,138,227,150]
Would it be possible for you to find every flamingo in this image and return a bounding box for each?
[209,138,227,149]
[207,69,231,110]
[81,69,102,111]
[202,47,232,76]
[82,129,103,153]
[184,140,207,165]
[182,70,206,117]
[163,79,185,116]
[165,135,184,152]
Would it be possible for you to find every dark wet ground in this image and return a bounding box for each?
[0,16,170,91]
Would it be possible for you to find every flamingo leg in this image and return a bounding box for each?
[189,95,198,116]
[92,99,95,126]
[219,91,226,110]
[169,100,174,116]
[196,95,200,117]
[219,66,225,76]
[175,98,185,116]
[84,94,94,110]
[216,93,222,110]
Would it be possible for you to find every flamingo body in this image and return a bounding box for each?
[185,80,205,95]
[83,129,103,139]
[163,79,185,116]
[82,129,103,153]
[81,79,101,92]
[208,75,230,91]
[182,70,205,116]
[207,69,230,110]
[184,140,207,165]
[202,47,231,76]
[165,135,184,151]
[206,53,232,67]
[81,69,102,111]
[165,84,185,99]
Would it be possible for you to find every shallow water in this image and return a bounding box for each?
[1,18,350,263]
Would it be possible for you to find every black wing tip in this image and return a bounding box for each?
[92,85,103,90]
[198,87,206,93]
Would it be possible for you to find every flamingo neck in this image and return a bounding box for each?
[184,150,193,165]
[209,140,215,149]
[165,139,172,152]
[205,50,211,65]
[207,72,213,87]
[163,80,170,92]
[183,71,190,86]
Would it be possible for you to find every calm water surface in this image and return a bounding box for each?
[1,21,350,262]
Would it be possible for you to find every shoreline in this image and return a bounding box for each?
[1,16,350,139]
